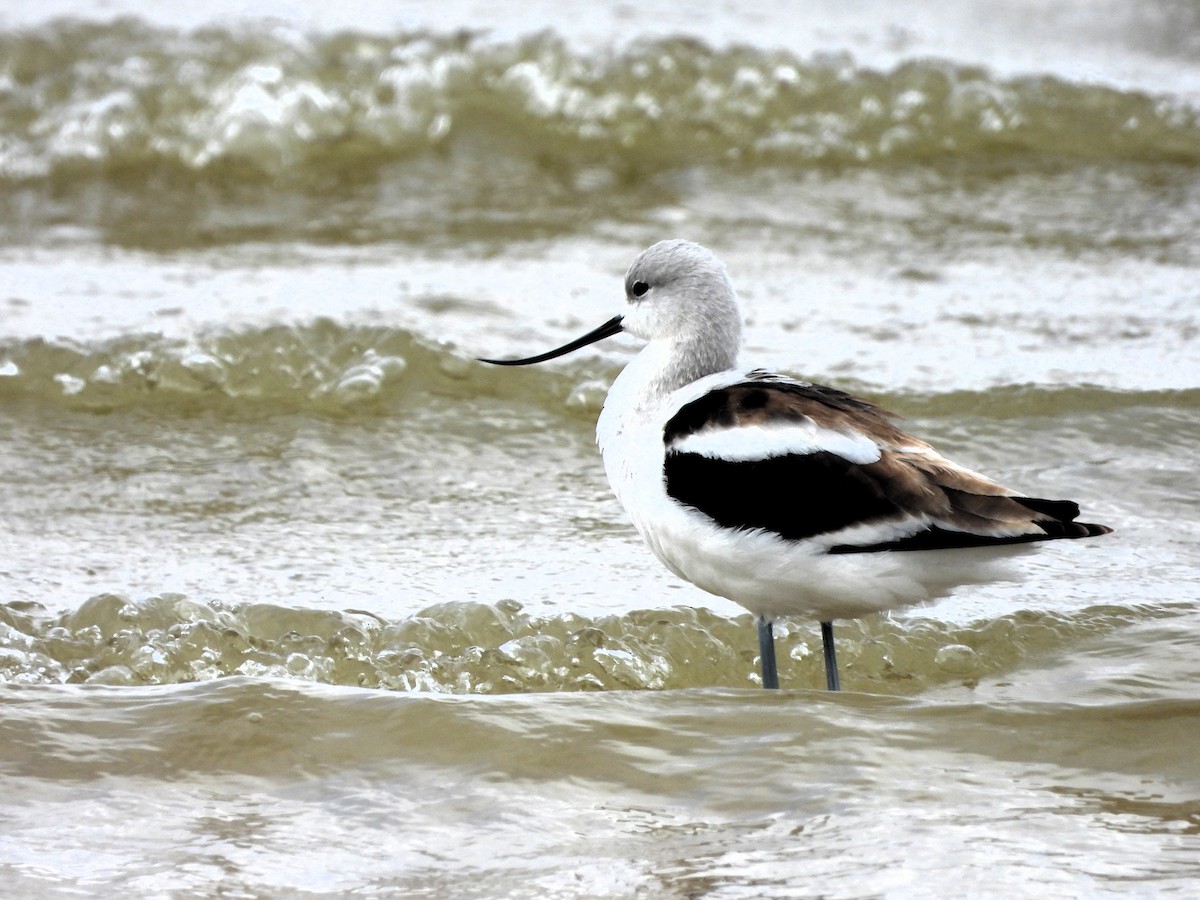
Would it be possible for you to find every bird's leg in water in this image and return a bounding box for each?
[757,616,779,689]
[821,620,840,691]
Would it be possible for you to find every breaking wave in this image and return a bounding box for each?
[0,592,1167,693]
[4,320,1196,418]
[2,20,1198,184]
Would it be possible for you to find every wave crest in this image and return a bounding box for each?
[0,592,1161,693]
[0,320,499,413]
[3,20,1199,188]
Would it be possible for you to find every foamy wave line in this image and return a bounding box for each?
[0,322,495,412]
[2,20,1199,182]
[2,323,1190,419]
[0,592,1155,693]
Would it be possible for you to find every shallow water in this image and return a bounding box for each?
[2,1,1199,896]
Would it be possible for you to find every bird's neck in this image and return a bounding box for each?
[649,334,738,398]
[598,334,739,452]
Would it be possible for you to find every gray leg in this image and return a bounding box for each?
[820,620,840,691]
[757,616,779,689]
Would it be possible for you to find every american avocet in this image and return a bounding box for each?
[481,240,1113,690]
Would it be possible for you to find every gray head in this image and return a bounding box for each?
[478,240,743,372]
[622,240,742,349]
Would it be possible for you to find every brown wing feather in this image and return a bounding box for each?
[664,374,913,446]
[664,376,1113,552]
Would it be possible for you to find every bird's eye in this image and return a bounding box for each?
[631,281,650,297]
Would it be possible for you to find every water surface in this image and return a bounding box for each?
[1,1,1199,896]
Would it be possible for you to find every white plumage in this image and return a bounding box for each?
[482,240,1112,689]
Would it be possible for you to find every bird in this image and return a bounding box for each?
[479,240,1113,691]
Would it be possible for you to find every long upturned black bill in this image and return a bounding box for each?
[477,315,625,366]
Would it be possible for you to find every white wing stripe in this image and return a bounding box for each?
[670,421,882,464]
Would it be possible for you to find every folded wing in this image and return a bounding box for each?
[662,375,1112,553]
